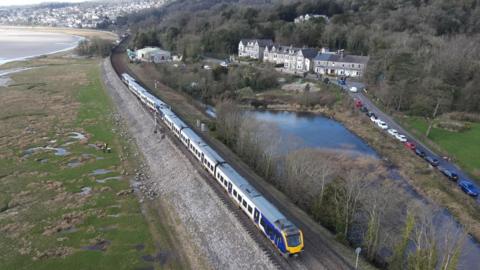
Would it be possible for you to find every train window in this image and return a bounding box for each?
[224,181,228,187]
[233,190,237,196]
[248,205,253,214]
[260,217,266,228]
[217,172,220,179]
[238,195,242,202]
[242,201,247,208]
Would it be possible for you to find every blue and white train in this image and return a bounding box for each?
[121,73,304,256]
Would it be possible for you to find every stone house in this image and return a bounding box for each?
[238,39,274,60]
[314,50,369,77]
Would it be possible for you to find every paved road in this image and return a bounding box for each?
[332,79,479,202]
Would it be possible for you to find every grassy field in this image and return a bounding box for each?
[0,57,182,269]
[403,116,480,180]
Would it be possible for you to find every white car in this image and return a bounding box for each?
[349,86,358,92]
[370,115,378,122]
[387,129,398,136]
[395,134,407,142]
[376,120,388,129]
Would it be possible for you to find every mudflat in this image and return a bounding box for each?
[0,28,82,65]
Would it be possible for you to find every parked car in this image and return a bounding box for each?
[425,156,440,167]
[370,115,378,122]
[350,86,358,93]
[387,129,398,136]
[355,99,363,108]
[376,120,388,129]
[415,148,426,157]
[459,180,479,197]
[366,111,376,118]
[438,166,459,181]
[395,134,407,142]
[360,106,368,113]
[405,142,416,150]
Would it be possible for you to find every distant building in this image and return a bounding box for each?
[136,47,171,63]
[294,14,329,24]
[314,49,369,77]
[238,39,274,60]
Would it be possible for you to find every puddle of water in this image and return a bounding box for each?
[23,146,69,157]
[89,169,112,176]
[96,176,122,184]
[61,226,78,234]
[81,239,110,251]
[69,132,87,140]
[62,141,75,147]
[78,187,92,196]
[67,160,82,168]
[37,158,49,163]
[141,251,171,265]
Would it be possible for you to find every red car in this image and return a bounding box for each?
[405,141,416,150]
[355,99,363,108]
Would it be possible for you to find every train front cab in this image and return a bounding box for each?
[258,215,304,257]
[282,229,304,256]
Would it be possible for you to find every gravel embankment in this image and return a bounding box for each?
[101,58,277,270]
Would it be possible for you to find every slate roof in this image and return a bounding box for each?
[240,39,273,47]
[314,53,369,64]
[299,48,318,59]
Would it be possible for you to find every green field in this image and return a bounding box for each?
[404,116,480,180]
[0,57,181,269]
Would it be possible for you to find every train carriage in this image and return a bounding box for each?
[180,128,205,158]
[199,144,224,176]
[119,72,304,257]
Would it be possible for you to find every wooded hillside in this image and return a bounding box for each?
[118,0,480,115]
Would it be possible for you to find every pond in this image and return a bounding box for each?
[248,110,378,157]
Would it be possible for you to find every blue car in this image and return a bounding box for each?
[459,181,479,197]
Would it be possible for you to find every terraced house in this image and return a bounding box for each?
[314,50,369,77]
[238,39,273,60]
[263,45,317,74]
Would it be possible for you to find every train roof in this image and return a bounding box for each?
[181,128,204,143]
[122,73,135,81]
[167,113,188,129]
[200,144,224,164]
[130,81,146,93]
[218,163,249,187]
[252,196,287,227]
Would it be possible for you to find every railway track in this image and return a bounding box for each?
[110,43,364,270]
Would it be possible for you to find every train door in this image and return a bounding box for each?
[254,209,260,224]
[227,182,232,194]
